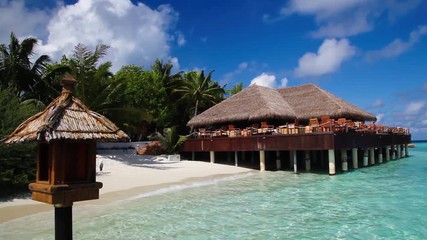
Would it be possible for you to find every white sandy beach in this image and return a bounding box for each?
[0,154,255,223]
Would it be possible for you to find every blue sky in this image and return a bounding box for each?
[1,0,426,139]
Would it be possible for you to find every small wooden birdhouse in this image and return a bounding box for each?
[2,75,129,206]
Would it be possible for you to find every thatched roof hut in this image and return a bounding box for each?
[187,83,376,128]
[187,84,297,128]
[3,76,129,144]
[278,84,376,121]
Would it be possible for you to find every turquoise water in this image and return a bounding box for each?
[1,143,426,239]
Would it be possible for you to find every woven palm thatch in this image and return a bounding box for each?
[279,84,376,121]
[3,76,129,144]
[187,84,297,127]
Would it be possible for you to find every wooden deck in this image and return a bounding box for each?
[180,132,411,152]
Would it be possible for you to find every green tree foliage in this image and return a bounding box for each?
[174,70,225,122]
[227,82,243,96]
[0,32,51,100]
[0,90,40,197]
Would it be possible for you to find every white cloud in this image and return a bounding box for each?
[279,0,421,38]
[0,0,52,43]
[366,25,427,60]
[1,0,182,72]
[294,38,356,77]
[371,98,383,108]
[250,73,288,88]
[176,31,186,46]
[376,113,384,123]
[405,101,425,115]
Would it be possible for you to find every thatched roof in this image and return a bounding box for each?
[2,76,129,144]
[187,84,297,127]
[278,84,377,121]
[187,83,376,127]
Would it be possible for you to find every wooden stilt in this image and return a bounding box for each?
[363,148,369,166]
[55,204,73,240]
[391,145,396,160]
[385,146,390,161]
[234,151,238,166]
[291,150,297,173]
[210,151,215,163]
[276,151,281,170]
[328,149,335,175]
[260,150,265,171]
[341,149,348,172]
[352,148,358,169]
[305,150,311,171]
[405,144,409,157]
[397,144,402,159]
[369,148,375,165]
[378,148,383,163]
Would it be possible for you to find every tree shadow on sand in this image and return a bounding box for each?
[97,154,181,170]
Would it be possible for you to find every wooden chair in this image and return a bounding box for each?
[319,116,332,132]
[309,118,319,132]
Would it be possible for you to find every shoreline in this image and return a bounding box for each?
[0,154,255,223]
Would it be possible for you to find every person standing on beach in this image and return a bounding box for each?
[99,161,104,172]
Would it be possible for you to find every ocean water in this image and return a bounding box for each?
[1,143,426,239]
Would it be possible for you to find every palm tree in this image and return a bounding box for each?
[227,83,243,96]
[174,70,225,130]
[0,32,51,100]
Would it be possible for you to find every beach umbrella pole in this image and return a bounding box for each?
[55,204,73,240]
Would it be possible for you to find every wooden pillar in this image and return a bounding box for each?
[291,150,297,173]
[341,149,348,172]
[55,205,73,240]
[210,151,215,163]
[320,150,325,168]
[352,148,358,169]
[391,145,396,160]
[363,148,369,167]
[385,146,390,161]
[304,151,311,171]
[227,152,232,163]
[191,151,195,161]
[378,148,383,163]
[259,150,266,171]
[405,144,409,157]
[397,145,401,159]
[369,148,375,165]
[234,151,238,167]
[276,151,281,170]
[328,149,336,175]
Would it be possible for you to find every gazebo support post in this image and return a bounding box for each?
[378,148,383,164]
[341,149,348,172]
[363,148,369,167]
[55,204,72,240]
[259,150,265,171]
[276,151,281,170]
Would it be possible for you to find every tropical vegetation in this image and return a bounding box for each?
[0,32,241,195]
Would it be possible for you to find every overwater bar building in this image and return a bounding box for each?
[180,84,411,174]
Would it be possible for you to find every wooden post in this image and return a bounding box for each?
[396,144,402,159]
[378,148,383,164]
[363,148,369,167]
[405,144,409,157]
[210,151,215,163]
[305,150,311,171]
[369,148,375,165]
[328,149,335,175]
[276,151,281,170]
[234,151,238,167]
[55,205,72,240]
[385,146,390,161]
[191,151,195,161]
[391,145,396,160]
[352,148,358,169]
[291,150,297,174]
[260,150,265,171]
[341,149,348,172]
